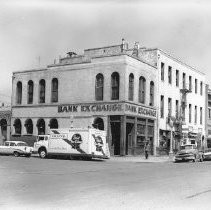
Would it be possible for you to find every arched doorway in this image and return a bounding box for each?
[49,118,58,129]
[25,119,33,135]
[93,118,104,130]
[0,119,7,141]
[37,119,45,135]
[14,118,21,135]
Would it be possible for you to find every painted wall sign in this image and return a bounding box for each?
[58,103,156,117]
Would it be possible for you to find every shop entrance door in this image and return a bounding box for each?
[126,123,134,155]
[110,122,120,155]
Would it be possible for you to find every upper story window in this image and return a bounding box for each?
[27,80,34,104]
[200,81,203,95]
[139,76,146,104]
[161,62,165,81]
[160,95,164,118]
[208,108,211,119]
[16,81,22,104]
[189,76,192,91]
[39,79,45,103]
[95,74,104,101]
[182,73,186,89]
[168,66,172,84]
[128,73,134,101]
[176,70,179,87]
[189,104,192,123]
[51,78,58,103]
[168,98,172,116]
[200,107,202,125]
[195,79,198,94]
[111,72,119,100]
[176,100,179,119]
[195,105,197,124]
[149,81,154,106]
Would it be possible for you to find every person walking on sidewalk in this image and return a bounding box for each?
[144,141,150,159]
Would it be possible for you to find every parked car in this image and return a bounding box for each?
[174,144,204,163]
[0,141,33,157]
[203,149,211,161]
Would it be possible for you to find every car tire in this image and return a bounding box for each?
[14,151,20,157]
[39,149,47,159]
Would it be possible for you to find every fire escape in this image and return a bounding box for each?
[174,82,192,146]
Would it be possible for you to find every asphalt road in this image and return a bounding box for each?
[0,155,211,210]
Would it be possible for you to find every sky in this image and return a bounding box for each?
[1,0,211,103]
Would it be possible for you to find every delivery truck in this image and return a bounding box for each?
[34,127,110,160]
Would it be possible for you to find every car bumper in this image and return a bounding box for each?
[175,156,194,161]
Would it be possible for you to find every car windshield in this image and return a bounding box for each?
[17,142,28,146]
[180,145,193,150]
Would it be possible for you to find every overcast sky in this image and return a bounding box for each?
[1,0,211,102]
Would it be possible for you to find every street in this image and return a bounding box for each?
[0,156,211,210]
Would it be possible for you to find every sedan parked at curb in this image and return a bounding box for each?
[174,144,203,163]
[203,149,211,161]
[0,141,33,157]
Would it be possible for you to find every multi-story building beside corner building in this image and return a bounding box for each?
[11,39,207,155]
[205,86,211,148]
[11,40,158,155]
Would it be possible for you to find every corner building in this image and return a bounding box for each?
[11,43,158,156]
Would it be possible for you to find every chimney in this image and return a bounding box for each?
[121,38,128,52]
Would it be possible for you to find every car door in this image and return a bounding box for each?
[2,142,11,154]
[9,142,17,155]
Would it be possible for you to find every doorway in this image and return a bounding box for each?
[110,116,121,155]
[126,123,134,155]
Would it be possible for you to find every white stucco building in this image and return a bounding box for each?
[11,40,207,155]
[11,41,158,155]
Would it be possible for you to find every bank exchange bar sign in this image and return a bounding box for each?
[58,102,156,118]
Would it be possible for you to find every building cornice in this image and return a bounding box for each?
[144,48,205,76]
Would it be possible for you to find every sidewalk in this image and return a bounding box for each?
[109,155,173,163]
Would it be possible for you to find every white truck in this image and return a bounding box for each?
[34,128,110,160]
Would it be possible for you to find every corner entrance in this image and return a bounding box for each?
[110,116,121,155]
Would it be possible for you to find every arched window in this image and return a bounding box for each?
[14,119,21,135]
[95,74,104,101]
[51,78,58,103]
[37,119,45,135]
[39,79,45,103]
[128,73,134,101]
[111,72,119,100]
[49,118,58,129]
[25,119,33,135]
[149,81,154,106]
[139,76,146,104]
[93,118,104,130]
[27,80,34,104]
[16,81,22,104]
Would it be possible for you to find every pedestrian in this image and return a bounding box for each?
[144,141,150,159]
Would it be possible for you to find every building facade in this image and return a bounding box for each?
[11,40,207,155]
[205,87,211,148]
[139,48,206,153]
[11,42,158,156]
[0,105,11,144]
